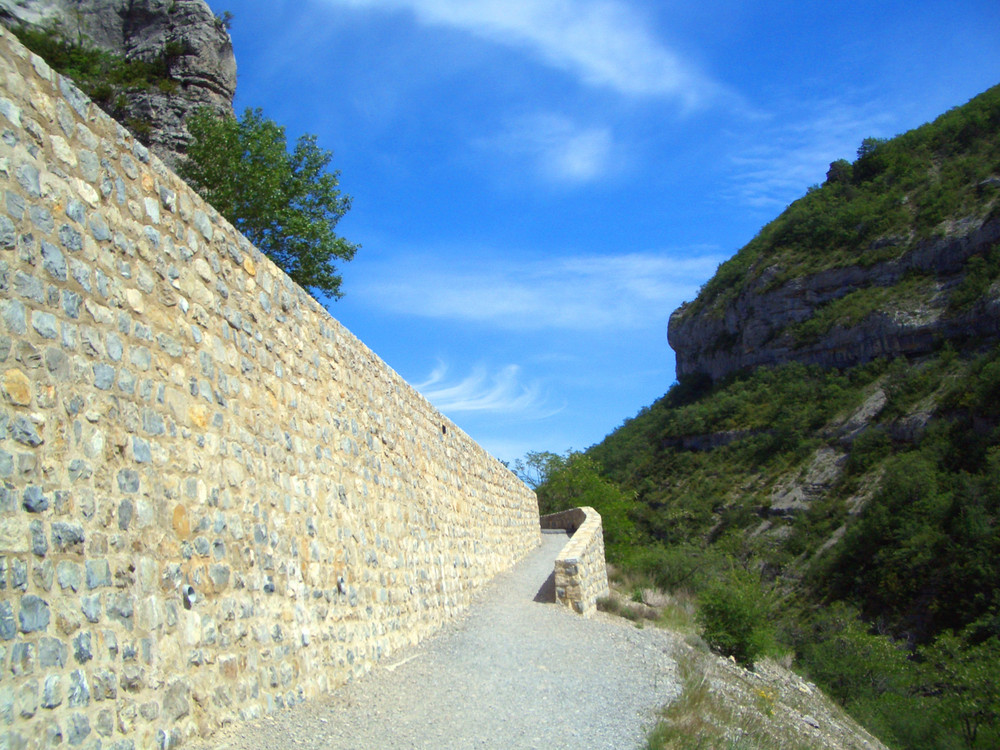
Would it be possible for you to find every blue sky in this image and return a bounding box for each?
[213,0,1000,464]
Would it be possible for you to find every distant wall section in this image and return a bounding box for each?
[0,27,540,749]
[540,507,609,617]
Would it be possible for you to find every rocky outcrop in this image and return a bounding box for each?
[0,0,235,166]
[669,217,1000,381]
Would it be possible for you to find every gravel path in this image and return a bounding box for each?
[192,531,680,750]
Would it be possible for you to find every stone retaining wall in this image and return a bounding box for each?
[0,26,540,749]
[539,507,609,617]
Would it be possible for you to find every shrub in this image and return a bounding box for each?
[919,632,1000,749]
[826,158,853,185]
[950,244,1000,311]
[534,451,638,557]
[11,24,179,98]
[616,543,721,593]
[696,571,773,668]
[846,426,893,474]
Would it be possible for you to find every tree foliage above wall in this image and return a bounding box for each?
[6,22,359,302]
[180,108,358,300]
[8,22,184,141]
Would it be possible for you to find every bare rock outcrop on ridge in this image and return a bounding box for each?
[669,216,1000,381]
[0,0,236,166]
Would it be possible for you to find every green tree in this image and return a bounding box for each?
[798,603,910,709]
[180,108,358,299]
[535,451,638,554]
[920,632,1000,748]
[853,136,890,183]
[512,450,565,490]
[825,158,853,185]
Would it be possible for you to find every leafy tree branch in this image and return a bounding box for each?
[180,107,358,300]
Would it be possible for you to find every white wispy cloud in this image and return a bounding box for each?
[727,97,897,210]
[415,361,561,416]
[354,249,723,331]
[479,113,616,185]
[326,0,715,105]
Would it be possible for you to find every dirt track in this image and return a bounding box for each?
[190,531,680,750]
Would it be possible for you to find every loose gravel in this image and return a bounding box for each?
[192,531,681,750]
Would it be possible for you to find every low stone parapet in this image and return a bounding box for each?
[540,507,610,617]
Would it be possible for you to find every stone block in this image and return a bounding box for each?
[107,593,134,629]
[11,419,41,448]
[38,637,66,667]
[0,601,15,640]
[118,498,135,530]
[85,560,111,590]
[66,711,90,745]
[41,674,62,709]
[120,665,144,692]
[57,561,82,592]
[162,680,190,722]
[17,679,38,718]
[72,632,92,664]
[96,707,115,736]
[116,470,140,494]
[67,669,89,707]
[1,368,30,405]
[10,642,34,675]
[139,700,159,720]
[80,595,101,623]
[0,518,29,553]
[91,669,117,701]
[52,524,85,554]
[18,595,49,632]
[29,520,46,558]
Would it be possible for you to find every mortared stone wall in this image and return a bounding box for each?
[0,26,540,749]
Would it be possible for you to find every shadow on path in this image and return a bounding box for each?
[533,571,556,603]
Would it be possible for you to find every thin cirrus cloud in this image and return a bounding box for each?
[479,113,616,185]
[728,98,896,210]
[355,250,724,332]
[414,362,560,416]
[327,0,714,105]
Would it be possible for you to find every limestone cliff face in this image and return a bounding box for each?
[0,0,235,166]
[669,216,1000,381]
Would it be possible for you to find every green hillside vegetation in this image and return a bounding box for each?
[687,84,1000,320]
[534,85,1000,750]
[789,270,939,345]
[548,351,1000,749]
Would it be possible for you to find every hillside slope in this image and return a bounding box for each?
[557,83,1000,750]
[669,85,1000,381]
